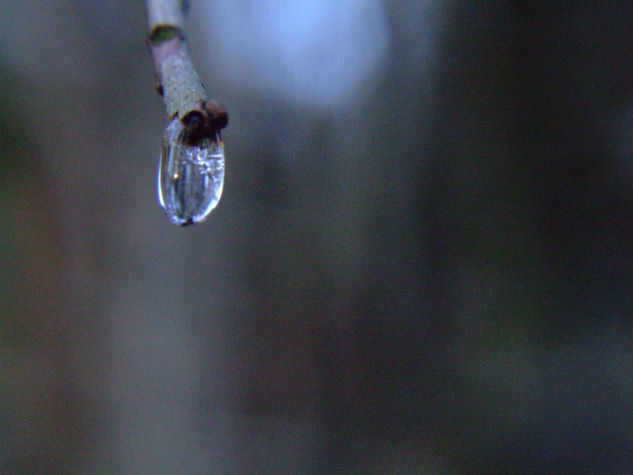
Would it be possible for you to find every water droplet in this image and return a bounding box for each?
[158,118,225,226]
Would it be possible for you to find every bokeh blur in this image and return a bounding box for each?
[3,0,633,472]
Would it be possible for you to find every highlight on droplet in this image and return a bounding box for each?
[158,117,225,226]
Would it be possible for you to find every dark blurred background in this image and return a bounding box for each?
[3,0,633,472]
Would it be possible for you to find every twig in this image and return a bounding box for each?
[146,0,227,143]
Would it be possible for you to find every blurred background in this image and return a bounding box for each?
[2,0,633,472]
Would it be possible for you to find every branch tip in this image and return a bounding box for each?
[147,0,228,132]
[179,102,226,146]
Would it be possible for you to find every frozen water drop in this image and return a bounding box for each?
[158,117,225,226]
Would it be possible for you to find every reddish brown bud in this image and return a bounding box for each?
[204,100,229,129]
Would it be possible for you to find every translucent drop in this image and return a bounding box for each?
[158,118,225,226]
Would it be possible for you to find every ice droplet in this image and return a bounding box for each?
[158,118,225,226]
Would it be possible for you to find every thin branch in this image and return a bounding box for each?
[146,0,185,28]
[146,0,227,143]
